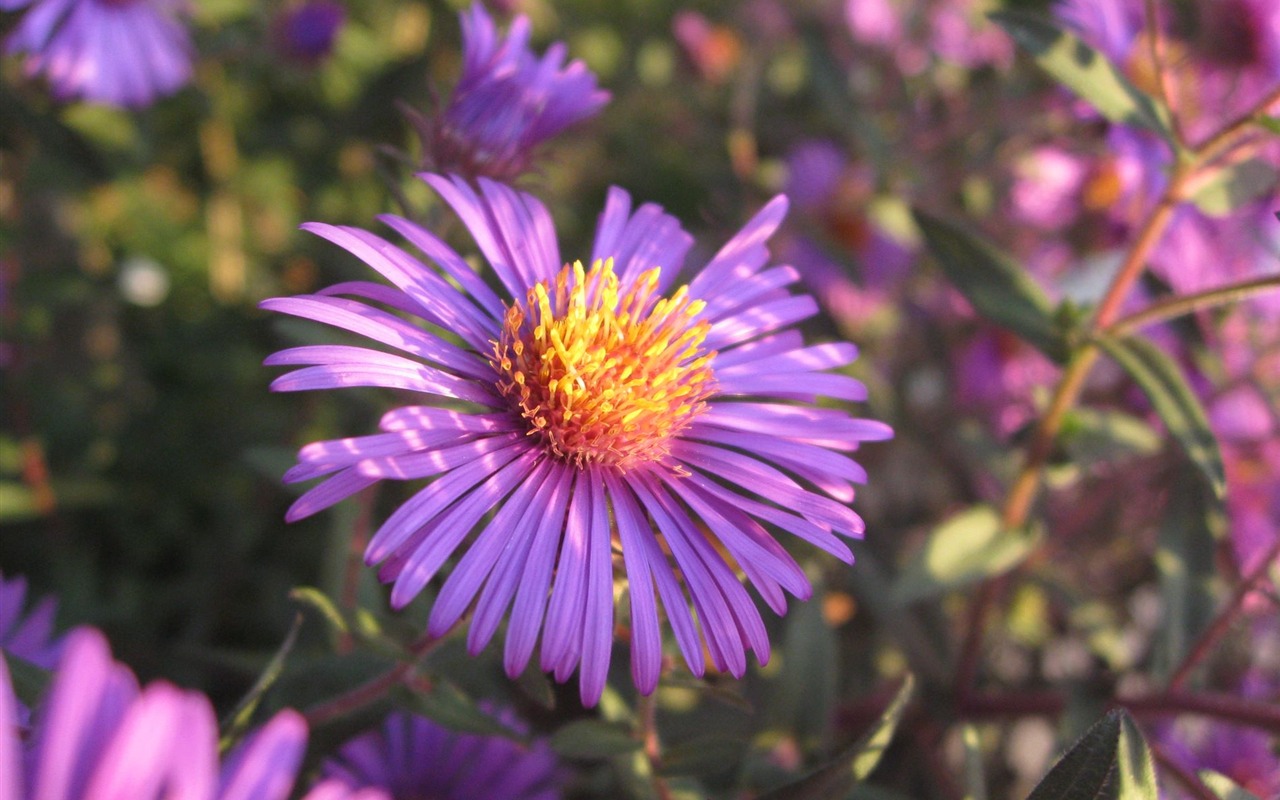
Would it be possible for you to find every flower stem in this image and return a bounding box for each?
[1167,537,1280,690]
[303,631,445,728]
[637,692,674,800]
[953,75,1280,700]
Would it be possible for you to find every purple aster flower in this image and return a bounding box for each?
[272,0,345,66]
[0,626,309,800]
[0,572,62,670]
[409,3,608,182]
[316,710,563,800]
[263,174,892,705]
[1,0,193,107]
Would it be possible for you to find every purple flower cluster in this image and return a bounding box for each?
[318,710,563,800]
[410,3,609,181]
[1,0,193,107]
[264,174,891,705]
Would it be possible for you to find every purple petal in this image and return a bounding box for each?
[217,710,308,800]
[365,439,530,562]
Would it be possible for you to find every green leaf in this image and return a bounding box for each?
[289,586,350,635]
[1026,709,1122,800]
[990,10,1174,140]
[1096,335,1226,497]
[893,506,1042,605]
[768,584,838,745]
[1025,709,1154,800]
[549,719,642,759]
[399,680,523,740]
[659,735,748,777]
[1192,158,1279,217]
[961,725,988,800]
[1200,771,1263,800]
[1060,408,1163,467]
[757,674,915,800]
[1153,466,1224,680]
[2,652,51,709]
[1116,713,1158,800]
[221,614,303,750]
[913,210,1070,363]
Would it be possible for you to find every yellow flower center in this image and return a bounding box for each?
[491,259,716,470]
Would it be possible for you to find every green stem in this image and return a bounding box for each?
[1105,274,1280,337]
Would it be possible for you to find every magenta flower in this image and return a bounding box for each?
[0,627,309,800]
[316,710,563,800]
[0,572,63,669]
[0,0,193,107]
[263,174,891,705]
[412,3,608,181]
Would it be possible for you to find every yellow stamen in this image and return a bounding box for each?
[491,259,716,470]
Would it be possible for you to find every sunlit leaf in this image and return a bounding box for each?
[893,506,1042,605]
[990,10,1174,141]
[549,719,642,759]
[1191,158,1279,217]
[1026,709,1153,800]
[913,210,1070,363]
[1096,335,1225,497]
[961,724,988,800]
[1116,713,1158,800]
[1200,771,1263,800]
[757,674,915,800]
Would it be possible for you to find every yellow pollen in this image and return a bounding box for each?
[491,259,716,470]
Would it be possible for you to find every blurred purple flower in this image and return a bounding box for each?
[1008,146,1089,230]
[1054,0,1142,64]
[1157,674,1280,798]
[317,710,563,800]
[0,572,62,669]
[410,3,608,182]
[272,0,345,65]
[0,626,309,800]
[264,175,891,705]
[1,0,193,107]
[784,140,847,213]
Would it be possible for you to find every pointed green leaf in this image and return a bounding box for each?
[1026,709,1122,800]
[1096,335,1225,497]
[399,680,523,741]
[549,719,642,759]
[990,10,1174,140]
[1116,713,1157,800]
[1200,771,1262,800]
[913,210,1070,363]
[221,613,303,749]
[893,506,1042,605]
[961,725,988,800]
[1191,158,1279,217]
[1153,467,1224,680]
[757,674,915,800]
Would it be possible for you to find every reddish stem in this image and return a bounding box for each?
[1169,537,1280,690]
